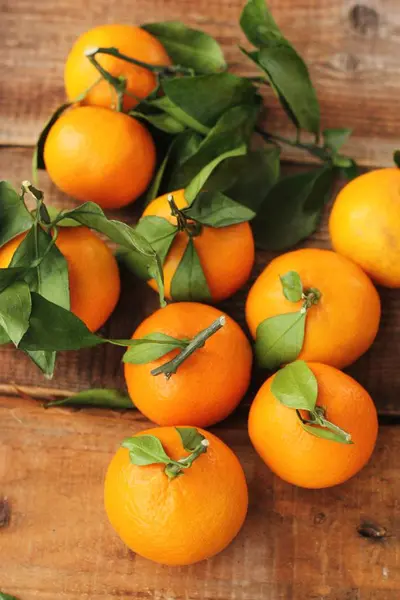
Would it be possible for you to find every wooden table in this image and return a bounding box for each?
[1,1,400,598]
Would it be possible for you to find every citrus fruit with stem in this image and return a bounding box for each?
[248,362,378,489]
[104,426,248,565]
[44,106,156,209]
[245,248,380,369]
[64,24,172,111]
[144,189,255,302]
[0,227,120,332]
[329,168,400,288]
[123,302,252,427]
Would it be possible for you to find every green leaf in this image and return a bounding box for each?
[118,216,177,281]
[45,388,133,409]
[0,266,29,294]
[24,350,56,379]
[123,332,189,364]
[143,21,226,74]
[122,434,172,466]
[10,227,70,310]
[176,427,206,452]
[253,166,334,251]
[0,281,31,346]
[183,191,255,227]
[158,73,258,130]
[0,592,20,600]
[280,271,303,302]
[300,422,353,444]
[240,0,320,134]
[255,311,306,370]
[150,96,209,135]
[129,110,186,134]
[170,238,211,302]
[323,128,352,153]
[394,150,400,168]
[0,181,33,247]
[271,360,317,410]
[339,158,359,180]
[33,102,72,180]
[20,293,103,352]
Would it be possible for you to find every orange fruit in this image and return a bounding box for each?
[245,248,380,369]
[44,106,156,209]
[64,24,171,111]
[124,302,252,427]
[104,426,248,565]
[143,189,255,302]
[248,362,378,489]
[0,227,120,332]
[329,168,400,288]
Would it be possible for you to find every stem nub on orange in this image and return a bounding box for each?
[329,168,400,288]
[144,189,255,302]
[64,24,172,111]
[248,362,378,489]
[124,302,253,427]
[246,248,381,369]
[44,106,156,209]
[104,426,248,565]
[0,227,120,332]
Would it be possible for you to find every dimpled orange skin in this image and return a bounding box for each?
[64,24,172,111]
[329,168,400,288]
[0,228,120,332]
[245,248,381,369]
[104,427,248,565]
[144,189,255,302]
[124,303,253,427]
[44,106,156,209]
[248,362,378,489]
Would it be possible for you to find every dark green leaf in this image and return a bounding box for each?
[129,110,186,134]
[158,73,258,130]
[323,128,352,153]
[301,422,353,444]
[183,191,255,227]
[170,238,211,302]
[0,181,33,247]
[393,150,400,168]
[11,227,70,310]
[118,216,177,281]
[20,293,103,351]
[339,158,359,180]
[255,311,306,370]
[280,271,303,302]
[271,360,317,410]
[0,267,29,293]
[143,21,226,74]
[144,140,175,204]
[24,350,56,379]
[253,166,334,251]
[45,388,133,409]
[176,427,206,451]
[123,332,189,364]
[240,0,320,134]
[33,102,72,179]
[0,281,31,346]
[122,434,172,466]
[0,592,20,600]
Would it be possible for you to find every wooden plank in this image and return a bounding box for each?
[0,146,400,415]
[0,396,399,599]
[1,0,400,166]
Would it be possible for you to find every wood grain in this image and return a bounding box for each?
[1,0,400,166]
[1,146,400,415]
[0,395,399,600]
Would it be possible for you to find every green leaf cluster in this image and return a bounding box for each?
[271,361,353,444]
[255,270,321,370]
[122,427,209,479]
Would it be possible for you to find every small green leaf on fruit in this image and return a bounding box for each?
[176,427,206,451]
[271,360,317,411]
[0,181,33,248]
[394,150,400,168]
[122,434,172,466]
[255,311,306,370]
[123,333,189,364]
[183,190,255,227]
[170,238,211,302]
[280,271,303,302]
[300,422,353,444]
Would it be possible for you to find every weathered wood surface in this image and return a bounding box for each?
[1,0,400,166]
[0,396,399,600]
[0,146,399,416]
